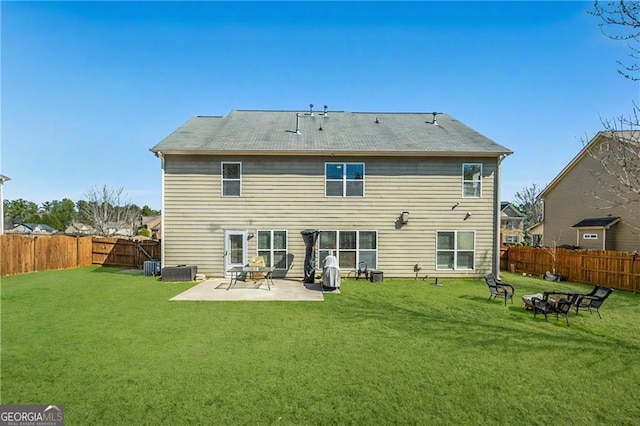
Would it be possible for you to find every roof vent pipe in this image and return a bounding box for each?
[432,112,438,126]
[323,105,328,117]
[295,113,301,134]
[309,103,314,116]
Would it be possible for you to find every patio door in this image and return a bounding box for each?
[224,230,247,276]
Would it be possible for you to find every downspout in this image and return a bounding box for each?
[495,154,507,278]
[158,152,165,268]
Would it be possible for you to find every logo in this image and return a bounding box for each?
[0,405,64,426]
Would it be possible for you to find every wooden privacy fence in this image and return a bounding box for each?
[0,234,161,277]
[503,246,640,293]
[92,237,161,268]
[0,234,93,276]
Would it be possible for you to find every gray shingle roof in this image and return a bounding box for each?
[572,217,621,228]
[150,110,512,156]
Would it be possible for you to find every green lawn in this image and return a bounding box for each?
[1,267,639,425]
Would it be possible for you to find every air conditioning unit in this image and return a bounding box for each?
[143,260,161,276]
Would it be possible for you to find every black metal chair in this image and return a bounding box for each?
[532,292,579,326]
[355,261,369,280]
[484,274,515,306]
[574,285,614,318]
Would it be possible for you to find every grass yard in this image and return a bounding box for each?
[1,267,639,425]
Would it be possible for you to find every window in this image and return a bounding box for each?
[583,233,598,240]
[222,162,241,197]
[257,230,288,269]
[506,235,518,243]
[325,163,364,197]
[462,163,482,198]
[436,230,475,270]
[318,230,377,269]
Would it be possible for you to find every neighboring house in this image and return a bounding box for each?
[8,223,58,235]
[106,224,134,237]
[500,202,525,244]
[150,109,512,278]
[538,131,639,251]
[0,174,10,235]
[141,216,162,239]
[65,222,97,235]
[526,222,544,247]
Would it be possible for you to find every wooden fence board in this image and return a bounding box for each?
[503,246,640,292]
[1,234,160,277]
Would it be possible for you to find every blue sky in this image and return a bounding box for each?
[1,1,637,210]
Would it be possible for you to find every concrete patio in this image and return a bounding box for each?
[170,278,339,301]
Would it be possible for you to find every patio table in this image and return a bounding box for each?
[227,266,275,291]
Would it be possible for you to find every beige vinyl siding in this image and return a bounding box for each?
[163,155,498,277]
[542,151,639,252]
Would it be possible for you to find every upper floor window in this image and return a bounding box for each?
[462,163,482,198]
[325,163,364,197]
[222,162,241,197]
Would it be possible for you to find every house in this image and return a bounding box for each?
[141,216,162,240]
[65,222,96,235]
[538,131,639,251]
[526,222,544,247]
[0,174,10,235]
[150,108,512,278]
[7,223,58,235]
[500,202,525,244]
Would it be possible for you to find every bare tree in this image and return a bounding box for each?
[585,1,640,223]
[80,185,140,237]
[591,0,640,81]
[513,183,544,230]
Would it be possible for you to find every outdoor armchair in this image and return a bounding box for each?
[484,274,515,306]
[574,285,614,318]
[532,292,579,327]
[347,261,369,280]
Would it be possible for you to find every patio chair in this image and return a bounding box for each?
[532,292,579,327]
[484,274,515,306]
[348,261,369,280]
[248,256,267,283]
[573,285,614,318]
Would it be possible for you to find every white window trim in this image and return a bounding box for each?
[583,233,598,240]
[436,230,476,270]
[318,230,378,269]
[221,162,242,197]
[462,163,482,198]
[256,230,288,270]
[325,162,365,197]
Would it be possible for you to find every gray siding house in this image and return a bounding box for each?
[151,109,512,278]
[538,131,639,252]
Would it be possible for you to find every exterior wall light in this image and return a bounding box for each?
[401,211,409,225]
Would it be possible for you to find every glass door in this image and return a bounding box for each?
[224,230,247,276]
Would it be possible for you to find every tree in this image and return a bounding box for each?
[140,205,161,216]
[591,0,640,81]
[3,199,39,224]
[79,185,141,237]
[585,1,640,221]
[513,183,544,229]
[51,198,77,228]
